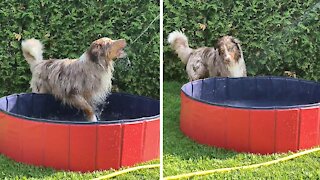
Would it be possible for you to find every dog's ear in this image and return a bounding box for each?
[231,37,241,50]
[108,39,127,60]
[216,37,225,55]
[231,37,243,60]
[88,43,102,63]
[216,40,224,56]
[231,37,241,44]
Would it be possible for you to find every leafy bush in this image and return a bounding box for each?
[0,0,159,98]
[164,0,320,82]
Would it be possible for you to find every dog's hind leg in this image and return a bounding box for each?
[67,95,97,122]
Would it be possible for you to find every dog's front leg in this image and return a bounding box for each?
[31,83,48,94]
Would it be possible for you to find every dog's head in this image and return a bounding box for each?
[217,36,242,65]
[88,37,127,63]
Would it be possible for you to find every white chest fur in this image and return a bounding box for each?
[227,57,246,77]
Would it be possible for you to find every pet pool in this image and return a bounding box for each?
[181,77,320,154]
[0,93,159,172]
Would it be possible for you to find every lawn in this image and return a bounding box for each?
[163,81,320,179]
[0,155,159,180]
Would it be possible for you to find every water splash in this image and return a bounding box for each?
[114,15,159,71]
[116,55,132,71]
[95,100,110,121]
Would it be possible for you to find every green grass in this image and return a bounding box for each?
[0,155,159,180]
[163,81,320,179]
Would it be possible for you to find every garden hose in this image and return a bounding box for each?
[91,164,160,180]
[164,147,320,180]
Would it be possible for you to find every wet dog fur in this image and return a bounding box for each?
[21,37,126,122]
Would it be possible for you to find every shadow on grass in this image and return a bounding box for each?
[163,81,238,162]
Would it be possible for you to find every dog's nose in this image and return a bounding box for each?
[224,58,231,64]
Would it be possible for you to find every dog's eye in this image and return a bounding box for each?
[228,46,236,51]
[95,44,102,48]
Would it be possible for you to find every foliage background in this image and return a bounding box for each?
[0,0,159,98]
[164,0,320,82]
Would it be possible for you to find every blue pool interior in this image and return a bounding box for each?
[0,93,159,123]
[182,77,320,109]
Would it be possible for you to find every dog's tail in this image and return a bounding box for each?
[168,31,193,64]
[21,39,43,68]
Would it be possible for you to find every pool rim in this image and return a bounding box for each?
[181,76,320,110]
[0,92,159,125]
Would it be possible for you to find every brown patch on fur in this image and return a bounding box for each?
[88,44,104,63]
[229,51,240,63]
[67,94,95,121]
[83,91,93,101]
[202,47,213,60]
[230,37,241,61]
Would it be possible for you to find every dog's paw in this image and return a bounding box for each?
[89,115,98,122]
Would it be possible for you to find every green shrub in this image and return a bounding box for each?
[0,0,159,98]
[164,0,320,82]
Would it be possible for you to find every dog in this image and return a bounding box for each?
[216,35,247,77]
[168,31,246,81]
[21,37,127,122]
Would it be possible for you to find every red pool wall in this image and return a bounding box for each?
[0,112,159,172]
[180,92,320,154]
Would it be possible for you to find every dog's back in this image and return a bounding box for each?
[187,47,231,79]
[30,57,112,106]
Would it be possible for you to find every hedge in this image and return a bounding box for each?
[0,0,159,98]
[164,0,320,82]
